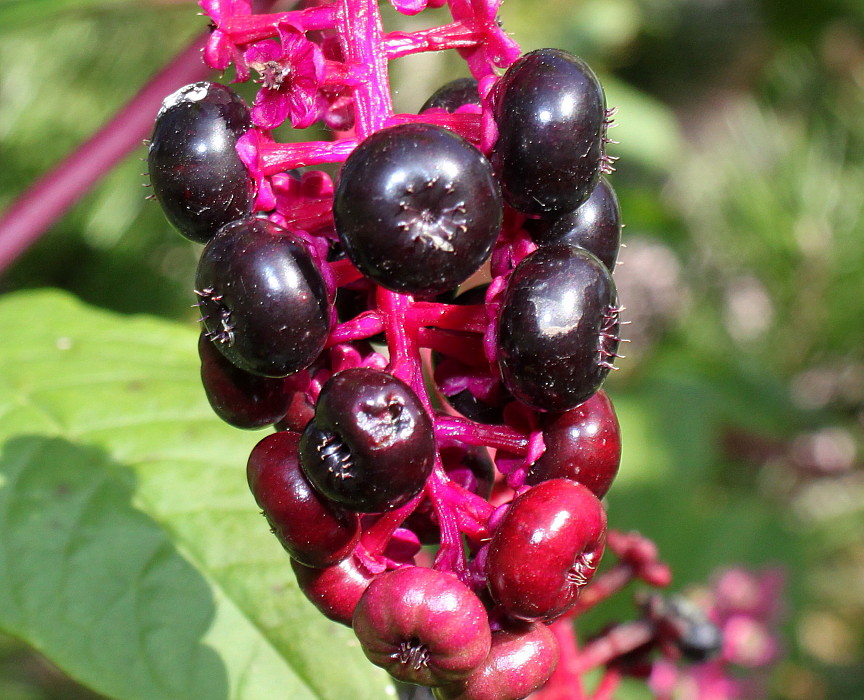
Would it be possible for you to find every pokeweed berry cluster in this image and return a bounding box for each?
[145,0,716,697]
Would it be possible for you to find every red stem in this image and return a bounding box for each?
[0,33,211,274]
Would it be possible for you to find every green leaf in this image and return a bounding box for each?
[0,0,138,31]
[0,289,393,700]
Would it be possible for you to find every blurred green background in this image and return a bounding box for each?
[0,0,862,698]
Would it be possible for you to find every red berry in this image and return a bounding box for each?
[291,556,375,626]
[247,431,360,568]
[526,390,621,498]
[486,479,607,621]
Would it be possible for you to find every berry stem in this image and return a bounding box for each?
[382,21,486,59]
[590,668,622,700]
[572,620,656,673]
[220,5,339,44]
[435,415,529,455]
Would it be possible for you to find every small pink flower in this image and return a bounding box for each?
[245,24,325,129]
[200,0,251,79]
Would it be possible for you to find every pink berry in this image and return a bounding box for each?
[352,566,492,686]
[434,622,559,700]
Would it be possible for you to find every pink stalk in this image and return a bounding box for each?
[0,33,211,274]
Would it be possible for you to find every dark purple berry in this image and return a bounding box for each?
[195,218,331,378]
[291,556,375,626]
[247,431,360,567]
[352,566,492,686]
[526,389,621,498]
[496,244,620,412]
[299,368,435,512]
[420,78,480,113]
[486,479,607,622]
[148,82,254,243]
[524,177,621,271]
[434,623,559,700]
[198,332,290,429]
[491,49,606,214]
[333,123,502,296]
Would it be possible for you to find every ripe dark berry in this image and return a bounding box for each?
[524,176,622,271]
[333,123,502,296]
[352,567,492,686]
[195,218,332,378]
[486,479,607,621]
[496,244,620,412]
[148,82,254,243]
[291,556,375,627]
[247,431,360,568]
[420,78,480,113]
[525,389,621,498]
[198,332,290,429]
[434,623,559,700]
[491,49,606,214]
[299,368,435,512]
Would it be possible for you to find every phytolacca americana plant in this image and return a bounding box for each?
[145,0,718,696]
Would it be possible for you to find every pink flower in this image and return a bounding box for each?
[199,0,252,79]
[245,24,325,129]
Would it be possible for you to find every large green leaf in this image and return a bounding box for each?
[0,289,393,700]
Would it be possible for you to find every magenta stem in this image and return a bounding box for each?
[222,5,339,44]
[573,620,656,673]
[0,33,211,274]
[590,668,622,700]
[382,20,485,59]
[383,111,481,143]
[435,415,528,455]
[326,311,384,347]
[416,327,487,367]
[260,138,358,173]
[360,491,423,555]
[410,301,488,333]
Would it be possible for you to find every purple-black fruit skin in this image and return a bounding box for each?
[299,368,435,512]
[420,77,481,113]
[198,332,289,429]
[524,176,622,272]
[334,123,502,296]
[247,431,360,568]
[496,244,619,413]
[434,622,559,700]
[148,82,254,244]
[486,479,607,622]
[491,49,606,215]
[526,389,621,498]
[195,218,332,378]
[353,566,492,686]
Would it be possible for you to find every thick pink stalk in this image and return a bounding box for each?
[0,34,211,274]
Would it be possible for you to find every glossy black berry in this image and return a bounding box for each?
[247,431,360,568]
[420,78,480,113]
[496,244,620,412]
[333,123,502,296]
[197,332,289,429]
[148,82,254,243]
[491,49,606,214]
[299,368,435,512]
[524,176,621,271]
[195,218,331,378]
